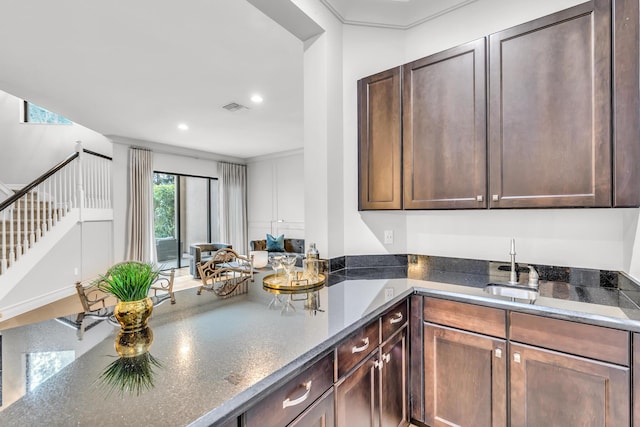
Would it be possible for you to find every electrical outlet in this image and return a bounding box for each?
[384,230,393,244]
[74,267,79,276]
[384,288,394,301]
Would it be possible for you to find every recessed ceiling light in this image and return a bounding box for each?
[178,123,189,131]
[251,94,263,103]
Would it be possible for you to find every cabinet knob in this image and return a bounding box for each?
[476,195,484,202]
[492,194,500,201]
[495,348,502,358]
[382,353,391,363]
[352,337,370,354]
[513,352,521,363]
[374,359,384,371]
[282,381,312,409]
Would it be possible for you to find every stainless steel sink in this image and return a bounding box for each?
[484,283,538,302]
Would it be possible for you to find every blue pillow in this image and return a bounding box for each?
[266,234,285,252]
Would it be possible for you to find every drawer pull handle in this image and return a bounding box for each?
[282,381,312,409]
[389,312,403,324]
[352,337,370,353]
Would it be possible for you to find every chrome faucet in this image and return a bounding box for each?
[527,265,539,289]
[508,238,518,285]
[506,238,539,289]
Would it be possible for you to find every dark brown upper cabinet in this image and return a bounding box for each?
[358,67,403,210]
[488,0,612,208]
[403,38,487,209]
[613,0,640,207]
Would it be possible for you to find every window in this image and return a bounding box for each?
[22,100,72,124]
[26,350,75,392]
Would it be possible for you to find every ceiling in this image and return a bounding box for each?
[0,0,477,160]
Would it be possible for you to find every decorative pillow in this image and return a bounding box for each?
[266,233,285,252]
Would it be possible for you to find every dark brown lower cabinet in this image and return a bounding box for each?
[336,328,408,427]
[635,333,640,426]
[336,351,378,427]
[380,329,407,427]
[424,323,506,427]
[289,389,335,427]
[510,343,630,427]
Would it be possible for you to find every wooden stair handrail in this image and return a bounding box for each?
[0,149,112,212]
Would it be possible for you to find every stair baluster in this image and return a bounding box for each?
[23,193,29,251]
[15,199,22,260]
[36,186,42,241]
[9,207,15,266]
[29,191,35,246]
[1,210,6,274]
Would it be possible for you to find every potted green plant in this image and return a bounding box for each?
[98,261,159,333]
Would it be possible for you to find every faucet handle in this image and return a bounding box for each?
[527,265,539,288]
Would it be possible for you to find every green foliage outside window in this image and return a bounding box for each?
[154,183,175,238]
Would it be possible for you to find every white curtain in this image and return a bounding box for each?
[126,148,157,262]
[219,162,248,255]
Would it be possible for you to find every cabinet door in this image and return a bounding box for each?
[488,1,611,208]
[380,329,407,427]
[358,67,402,210]
[613,0,640,207]
[288,389,335,427]
[336,352,379,427]
[510,343,629,426]
[634,333,640,426]
[424,324,506,427]
[403,38,487,209]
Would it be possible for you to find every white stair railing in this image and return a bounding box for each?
[0,141,112,276]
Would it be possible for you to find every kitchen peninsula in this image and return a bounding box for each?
[1,255,640,426]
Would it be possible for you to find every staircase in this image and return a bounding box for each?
[0,143,112,276]
[1,196,60,272]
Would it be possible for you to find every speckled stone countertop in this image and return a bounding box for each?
[1,270,640,426]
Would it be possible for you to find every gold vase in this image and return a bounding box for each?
[115,326,154,358]
[114,297,153,333]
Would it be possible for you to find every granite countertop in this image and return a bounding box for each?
[1,270,640,426]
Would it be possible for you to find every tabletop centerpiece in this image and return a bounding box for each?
[98,261,159,333]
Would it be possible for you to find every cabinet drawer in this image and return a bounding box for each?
[337,320,379,378]
[423,297,506,339]
[381,299,408,342]
[510,312,629,366]
[245,352,334,427]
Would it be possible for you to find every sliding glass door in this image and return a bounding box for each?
[154,173,178,265]
[153,172,218,270]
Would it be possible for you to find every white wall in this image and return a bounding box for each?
[0,90,111,186]
[298,0,640,272]
[342,25,408,256]
[0,220,113,316]
[247,150,305,245]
